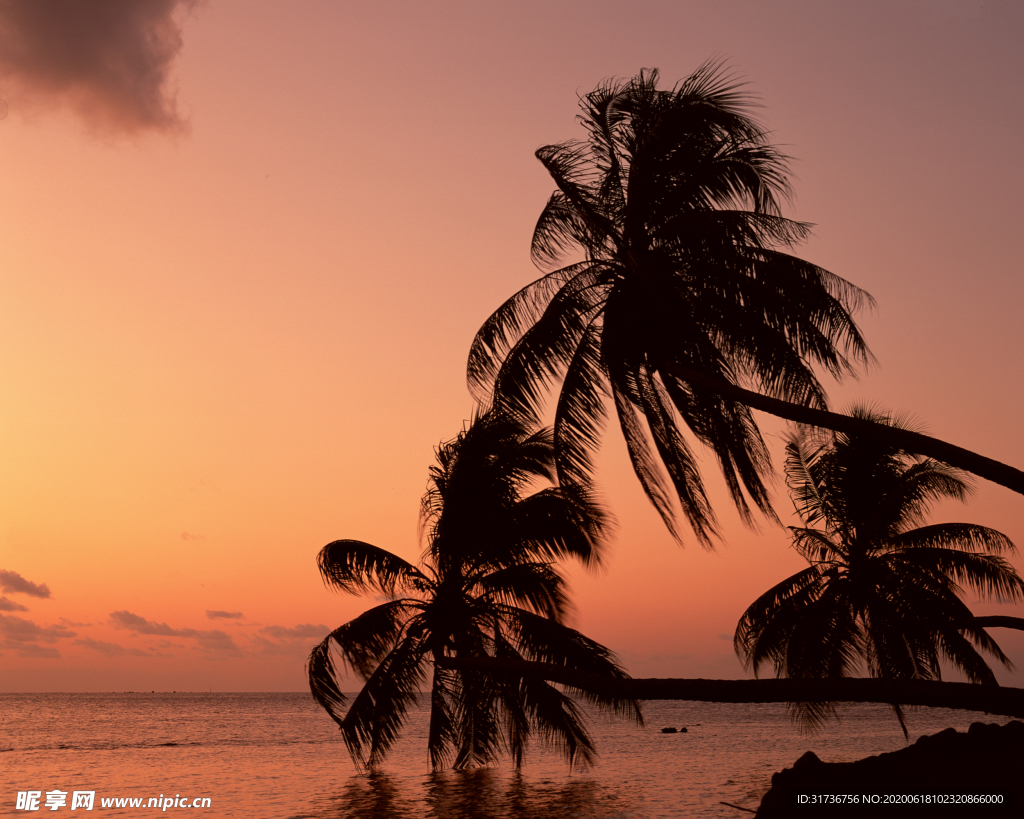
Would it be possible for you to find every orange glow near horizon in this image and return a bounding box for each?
[2,1,1024,693]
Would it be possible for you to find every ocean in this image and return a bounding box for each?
[0,692,1013,817]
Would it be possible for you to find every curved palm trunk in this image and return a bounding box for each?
[663,363,1024,496]
[970,615,1024,631]
[437,656,1024,718]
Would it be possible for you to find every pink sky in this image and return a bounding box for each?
[2,0,1023,692]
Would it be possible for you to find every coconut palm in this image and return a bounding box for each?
[468,63,1024,548]
[308,411,642,770]
[734,408,1024,733]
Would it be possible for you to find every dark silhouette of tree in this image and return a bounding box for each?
[468,63,1024,548]
[308,412,642,770]
[734,408,1024,734]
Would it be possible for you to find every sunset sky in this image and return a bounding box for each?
[2,0,1023,693]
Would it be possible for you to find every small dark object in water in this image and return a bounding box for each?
[661,726,688,733]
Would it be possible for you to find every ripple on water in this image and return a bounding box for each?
[1,693,1013,818]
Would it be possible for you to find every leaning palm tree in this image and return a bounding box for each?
[469,63,1024,549]
[308,411,642,770]
[734,408,1024,734]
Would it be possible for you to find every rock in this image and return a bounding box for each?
[756,721,1023,817]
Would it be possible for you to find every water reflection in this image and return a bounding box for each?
[317,769,639,819]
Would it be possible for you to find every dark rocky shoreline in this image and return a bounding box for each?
[756,721,1023,817]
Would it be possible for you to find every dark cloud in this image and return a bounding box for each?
[110,610,189,637]
[0,596,29,612]
[0,0,199,134]
[155,639,184,650]
[0,613,75,643]
[74,636,148,658]
[252,623,330,656]
[110,610,239,652]
[249,634,297,657]
[206,610,244,621]
[259,623,331,640]
[0,569,51,598]
[193,630,239,652]
[15,643,61,659]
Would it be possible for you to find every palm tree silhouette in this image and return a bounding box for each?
[469,63,1024,548]
[308,412,642,770]
[734,408,1024,734]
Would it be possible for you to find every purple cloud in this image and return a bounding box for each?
[259,623,331,640]
[74,636,149,658]
[110,610,239,652]
[0,0,200,134]
[0,569,51,598]
[193,630,239,651]
[0,613,76,643]
[15,643,61,659]
[206,610,244,621]
[110,610,192,637]
[252,623,331,656]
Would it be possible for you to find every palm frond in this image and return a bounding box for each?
[661,371,776,530]
[427,667,460,770]
[509,485,610,569]
[609,382,686,543]
[885,547,1024,603]
[339,633,429,767]
[474,562,570,621]
[318,540,425,597]
[490,265,611,424]
[553,323,609,490]
[789,527,842,565]
[783,432,832,526]
[308,635,349,728]
[635,367,720,546]
[452,668,503,768]
[468,263,592,405]
[498,605,642,726]
[734,567,825,676]
[517,672,598,770]
[889,523,1016,555]
[327,600,421,679]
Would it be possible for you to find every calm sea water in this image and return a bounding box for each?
[0,693,1013,817]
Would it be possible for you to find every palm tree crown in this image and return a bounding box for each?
[734,408,1024,733]
[469,63,874,546]
[308,411,642,770]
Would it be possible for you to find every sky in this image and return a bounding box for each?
[2,0,1024,693]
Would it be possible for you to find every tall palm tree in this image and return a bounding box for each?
[308,411,642,770]
[468,63,1024,549]
[734,408,1024,733]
